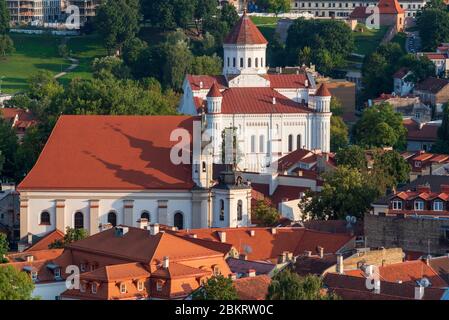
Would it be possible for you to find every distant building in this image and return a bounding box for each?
[403,118,441,152]
[66,0,102,25]
[0,107,37,140]
[417,52,449,78]
[377,0,405,31]
[414,77,449,117]
[7,0,44,24]
[402,151,449,181]
[0,184,19,243]
[374,94,431,123]
[393,68,414,96]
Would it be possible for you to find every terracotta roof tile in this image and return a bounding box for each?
[207,82,222,98]
[18,116,197,191]
[224,13,268,45]
[415,77,449,93]
[151,262,209,279]
[377,0,405,14]
[24,229,64,252]
[403,118,439,142]
[186,75,227,91]
[81,262,150,282]
[233,275,271,300]
[315,83,332,97]
[349,6,371,19]
[265,74,308,89]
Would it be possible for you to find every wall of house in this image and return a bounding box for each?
[364,213,449,255]
[34,281,68,300]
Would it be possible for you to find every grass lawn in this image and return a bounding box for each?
[353,25,389,56]
[0,33,106,94]
[250,16,280,43]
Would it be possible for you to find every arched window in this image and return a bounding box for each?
[220,200,225,221]
[251,135,256,153]
[259,135,265,153]
[237,200,243,221]
[288,134,293,152]
[141,211,150,221]
[107,211,117,227]
[240,57,243,68]
[297,135,302,150]
[40,211,50,225]
[233,57,236,67]
[174,212,184,230]
[261,58,264,67]
[74,212,84,229]
[248,58,251,68]
[255,57,259,68]
[202,161,207,173]
[227,57,230,67]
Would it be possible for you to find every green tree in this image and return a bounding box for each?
[372,150,410,188]
[0,265,35,300]
[267,269,338,300]
[0,0,10,35]
[300,166,380,220]
[0,35,14,57]
[330,98,348,152]
[335,145,367,170]
[0,233,8,263]
[193,274,239,300]
[0,118,18,180]
[58,44,69,58]
[49,227,88,249]
[254,200,280,226]
[92,56,131,79]
[161,40,194,90]
[191,54,222,75]
[417,7,449,51]
[432,103,449,153]
[266,0,291,15]
[95,0,141,54]
[352,102,407,149]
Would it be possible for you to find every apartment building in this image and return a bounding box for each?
[7,0,44,24]
[66,0,102,25]
[291,0,427,19]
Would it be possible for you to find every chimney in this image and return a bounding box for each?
[26,255,34,262]
[199,81,203,89]
[114,226,129,237]
[272,97,276,105]
[305,79,309,87]
[336,255,344,274]
[415,285,425,300]
[163,256,169,269]
[149,224,160,236]
[137,218,148,230]
[239,253,247,260]
[27,233,33,245]
[101,223,113,232]
[249,230,255,237]
[317,246,324,258]
[374,280,381,294]
[229,273,237,280]
[189,234,197,239]
[247,269,256,277]
[304,250,312,257]
[218,231,226,243]
[271,227,277,235]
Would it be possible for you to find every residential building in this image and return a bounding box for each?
[403,118,441,151]
[233,274,271,300]
[0,107,37,140]
[401,151,449,181]
[368,176,449,255]
[414,77,449,117]
[393,68,414,96]
[417,52,449,77]
[66,0,102,25]
[373,94,431,123]
[7,0,44,24]
[377,0,405,31]
[0,183,19,242]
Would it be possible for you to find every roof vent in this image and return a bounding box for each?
[218,231,226,243]
[249,230,255,237]
[199,81,203,89]
[114,226,129,237]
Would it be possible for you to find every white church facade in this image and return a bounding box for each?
[17,13,332,246]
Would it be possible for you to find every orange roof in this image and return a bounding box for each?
[345,260,447,288]
[277,149,313,171]
[234,275,271,300]
[207,82,222,98]
[25,229,64,252]
[81,263,150,282]
[315,83,332,97]
[403,118,439,142]
[224,12,268,45]
[265,74,308,89]
[377,0,405,14]
[18,116,197,191]
[151,262,209,279]
[7,249,64,263]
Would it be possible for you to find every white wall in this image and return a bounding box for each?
[33,281,68,300]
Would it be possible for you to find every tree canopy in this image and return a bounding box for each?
[49,227,88,249]
[253,200,281,226]
[432,103,449,153]
[0,0,10,35]
[193,274,239,300]
[0,233,8,263]
[0,265,35,300]
[417,2,449,51]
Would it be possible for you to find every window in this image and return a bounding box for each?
[233,57,236,67]
[415,161,421,168]
[259,135,265,153]
[237,200,243,221]
[120,283,126,294]
[255,57,258,68]
[31,271,38,282]
[251,135,256,153]
[156,280,164,292]
[174,212,184,230]
[227,57,230,67]
[248,58,251,68]
[296,135,302,150]
[240,58,243,68]
[434,201,444,211]
[141,211,150,221]
[220,200,225,221]
[91,283,97,294]
[74,212,84,229]
[137,280,144,291]
[80,263,86,272]
[54,268,61,278]
[107,211,117,227]
[392,200,402,210]
[288,134,293,152]
[261,58,264,67]
[202,161,207,173]
[414,200,424,211]
[40,211,50,225]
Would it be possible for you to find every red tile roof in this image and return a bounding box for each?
[0,107,37,130]
[151,262,209,279]
[377,0,405,14]
[349,6,371,19]
[265,74,308,89]
[415,77,449,93]
[186,75,227,91]
[315,83,332,97]
[233,275,271,300]
[424,53,447,60]
[224,12,268,45]
[403,118,439,142]
[18,115,197,191]
[24,229,64,252]
[81,262,151,282]
[207,82,222,98]
[277,149,313,171]
[220,88,311,114]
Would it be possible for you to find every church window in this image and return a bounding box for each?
[288,135,293,152]
[297,135,302,150]
[227,57,230,67]
[255,58,258,68]
[240,58,244,68]
[174,212,184,230]
[259,135,265,153]
[220,200,225,221]
[237,200,243,221]
[261,58,264,67]
[74,212,84,229]
[233,57,236,67]
[107,211,117,227]
[251,135,256,153]
[40,211,50,225]
[248,58,251,68]
[141,211,150,221]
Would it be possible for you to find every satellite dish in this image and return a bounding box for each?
[419,278,431,288]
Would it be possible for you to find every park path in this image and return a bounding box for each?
[54,57,79,79]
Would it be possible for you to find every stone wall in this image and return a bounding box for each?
[364,213,449,255]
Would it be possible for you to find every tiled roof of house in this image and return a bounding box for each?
[81,262,150,282]
[415,77,449,93]
[219,87,311,114]
[24,229,64,252]
[377,0,405,14]
[233,275,271,300]
[186,75,228,91]
[403,118,439,142]
[277,149,314,171]
[206,82,222,98]
[223,12,268,45]
[226,258,276,275]
[345,260,448,288]
[315,83,332,97]
[18,115,197,191]
[294,254,338,276]
[429,256,449,285]
[349,6,371,19]
[393,67,410,79]
[0,107,37,129]
[151,262,209,279]
[423,53,447,60]
[264,74,308,89]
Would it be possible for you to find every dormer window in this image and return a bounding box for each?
[54,268,61,279]
[414,200,424,211]
[120,283,127,294]
[415,161,421,168]
[80,263,86,272]
[156,280,164,292]
[137,280,144,292]
[91,283,97,294]
[392,200,403,210]
[31,271,38,282]
[434,200,444,211]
